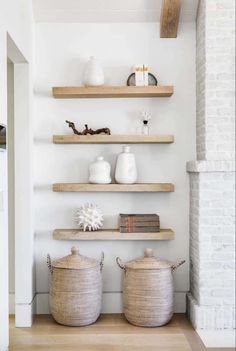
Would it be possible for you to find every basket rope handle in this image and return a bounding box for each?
[116,257,125,270]
[172,260,185,271]
[100,251,105,271]
[47,254,53,274]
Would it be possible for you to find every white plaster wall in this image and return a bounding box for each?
[34,22,196,313]
[0,1,33,67]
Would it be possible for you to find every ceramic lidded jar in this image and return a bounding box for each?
[116,248,185,327]
[89,156,111,184]
[47,246,104,326]
[115,146,137,184]
[83,56,104,87]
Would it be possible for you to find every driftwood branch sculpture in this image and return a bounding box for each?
[66,120,111,135]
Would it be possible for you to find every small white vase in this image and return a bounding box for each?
[115,146,137,184]
[84,56,104,87]
[89,156,111,184]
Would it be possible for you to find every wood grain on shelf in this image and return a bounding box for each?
[52,183,175,192]
[53,134,174,144]
[53,228,174,241]
[52,86,174,98]
[160,0,181,38]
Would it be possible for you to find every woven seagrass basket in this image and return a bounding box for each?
[47,246,104,326]
[116,248,185,327]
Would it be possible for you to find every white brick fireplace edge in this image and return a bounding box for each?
[188,1,235,346]
[187,293,235,347]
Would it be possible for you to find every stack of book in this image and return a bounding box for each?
[119,214,160,233]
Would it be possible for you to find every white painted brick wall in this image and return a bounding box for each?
[196,0,206,160]
[188,0,235,330]
[188,167,235,329]
[196,0,235,161]
[191,171,235,302]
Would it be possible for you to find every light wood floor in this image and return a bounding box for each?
[9,314,234,351]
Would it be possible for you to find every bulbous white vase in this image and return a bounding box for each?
[89,156,111,184]
[84,56,104,87]
[115,146,137,184]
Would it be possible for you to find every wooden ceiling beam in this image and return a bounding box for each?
[160,0,181,38]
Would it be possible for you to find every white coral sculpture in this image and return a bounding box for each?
[74,203,104,231]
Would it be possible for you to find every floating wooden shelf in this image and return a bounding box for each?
[53,134,174,144]
[52,86,174,99]
[53,183,175,192]
[53,228,174,241]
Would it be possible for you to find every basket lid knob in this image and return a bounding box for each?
[71,246,79,255]
[144,248,154,257]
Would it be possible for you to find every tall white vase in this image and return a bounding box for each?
[115,146,137,184]
[83,56,104,87]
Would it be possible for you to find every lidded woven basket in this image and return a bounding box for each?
[47,246,104,326]
[116,248,185,327]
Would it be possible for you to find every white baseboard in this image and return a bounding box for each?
[36,293,50,314]
[35,291,187,314]
[174,291,187,313]
[14,295,36,327]
[102,292,123,313]
[197,330,236,348]
[187,293,236,330]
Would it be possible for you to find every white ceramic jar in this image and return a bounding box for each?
[115,146,137,184]
[89,156,111,184]
[84,56,104,87]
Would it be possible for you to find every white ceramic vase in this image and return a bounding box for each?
[84,56,104,87]
[115,146,137,184]
[89,156,111,184]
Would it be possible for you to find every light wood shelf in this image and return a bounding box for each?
[53,228,174,241]
[52,183,175,192]
[52,86,174,99]
[53,134,174,144]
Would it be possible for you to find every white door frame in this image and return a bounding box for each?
[0,32,34,351]
[7,34,35,327]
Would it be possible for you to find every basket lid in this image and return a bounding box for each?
[51,246,99,270]
[125,248,172,270]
